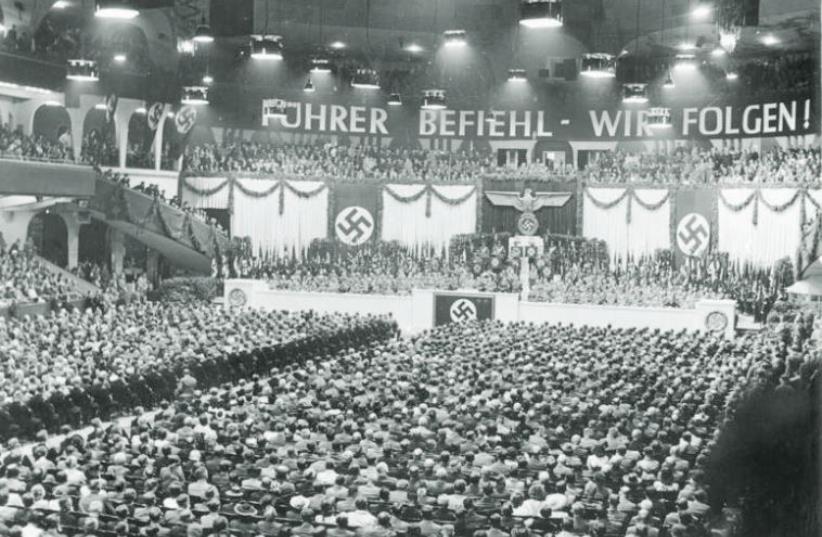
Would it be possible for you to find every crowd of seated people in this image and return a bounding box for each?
[0,317,815,537]
[0,123,73,163]
[234,239,783,319]
[71,261,150,303]
[182,141,822,186]
[0,239,83,308]
[582,147,822,185]
[0,301,395,437]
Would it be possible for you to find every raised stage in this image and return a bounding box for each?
[224,280,737,338]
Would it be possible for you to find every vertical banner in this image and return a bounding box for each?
[330,184,380,245]
[672,188,716,266]
[481,179,577,235]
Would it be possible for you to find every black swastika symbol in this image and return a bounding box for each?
[336,208,373,244]
[678,215,709,255]
[450,299,477,322]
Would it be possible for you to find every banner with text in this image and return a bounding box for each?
[260,95,817,141]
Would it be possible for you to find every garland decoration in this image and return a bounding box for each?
[718,188,808,226]
[584,187,671,224]
[181,176,230,197]
[384,185,477,218]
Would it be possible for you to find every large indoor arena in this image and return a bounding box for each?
[0,0,819,536]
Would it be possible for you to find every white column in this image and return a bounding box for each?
[109,229,126,274]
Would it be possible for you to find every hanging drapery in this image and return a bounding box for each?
[717,188,803,267]
[180,176,232,209]
[381,184,477,255]
[582,187,671,261]
[231,179,328,257]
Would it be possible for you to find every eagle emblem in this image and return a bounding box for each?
[484,189,572,235]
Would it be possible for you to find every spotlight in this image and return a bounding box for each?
[711,47,726,57]
[94,0,139,19]
[726,71,738,81]
[691,4,712,19]
[647,107,672,129]
[760,34,779,46]
[508,69,527,82]
[663,72,675,89]
[443,30,467,47]
[388,93,402,106]
[250,35,284,60]
[580,53,616,78]
[303,77,315,93]
[113,53,127,63]
[181,86,209,105]
[351,68,380,89]
[66,59,99,81]
[719,29,739,53]
[193,21,214,44]
[405,43,424,53]
[329,41,346,50]
[674,53,697,70]
[422,89,446,110]
[202,74,214,85]
[311,57,332,73]
[622,83,648,104]
[519,0,563,28]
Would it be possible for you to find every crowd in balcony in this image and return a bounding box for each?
[0,315,816,537]
[0,238,83,308]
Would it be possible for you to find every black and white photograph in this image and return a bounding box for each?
[0,0,819,536]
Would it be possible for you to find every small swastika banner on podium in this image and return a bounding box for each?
[434,293,495,326]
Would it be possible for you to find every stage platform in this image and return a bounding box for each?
[223,279,736,338]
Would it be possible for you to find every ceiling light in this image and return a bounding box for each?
[52,0,71,9]
[351,68,380,89]
[94,0,139,19]
[622,83,648,104]
[178,40,196,55]
[760,34,779,46]
[113,53,127,63]
[43,101,63,107]
[726,71,738,81]
[711,47,726,57]
[519,0,563,28]
[66,59,99,81]
[135,107,147,114]
[422,89,446,110]
[405,43,424,53]
[560,119,570,125]
[303,77,315,93]
[663,72,675,89]
[181,86,209,105]
[250,35,284,60]
[193,22,214,44]
[94,103,107,110]
[311,58,332,73]
[202,74,214,85]
[508,69,527,82]
[388,93,402,106]
[580,53,616,78]
[691,4,712,19]
[329,41,346,49]
[443,30,467,47]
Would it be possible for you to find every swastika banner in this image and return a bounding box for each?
[330,185,381,244]
[434,293,495,326]
[673,188,717,266]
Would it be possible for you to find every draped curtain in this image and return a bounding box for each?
[583,187,671,261]
[718,188,803,267]
[381,185,477,254]
[180,176,231,209]
[231,179,328,256]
